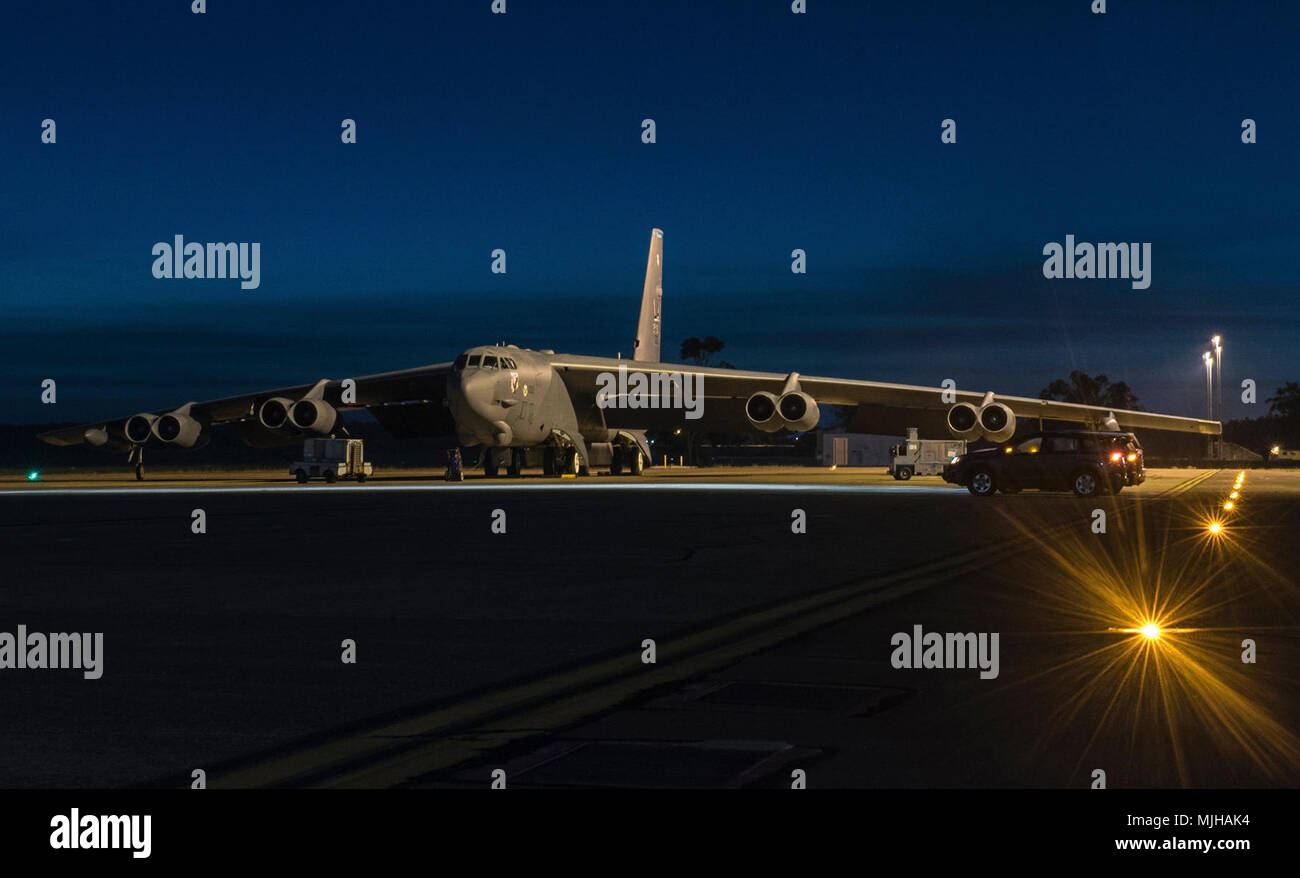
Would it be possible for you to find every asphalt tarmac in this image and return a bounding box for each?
[2,467,1297,788]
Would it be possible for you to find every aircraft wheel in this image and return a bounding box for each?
[967,469,996,496]
[324,470,337,484]
[567,449,581,475]
[356,473,367,484]
[507,449,522,477]
[485,451,499,478]
[630,449,644,475]
[610,448,623,476]
[543,447,558,476]
[897,466,913,481]
[295,470,308,484]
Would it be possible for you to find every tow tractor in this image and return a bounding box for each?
[290,438,372,484]
[888,428,966,480]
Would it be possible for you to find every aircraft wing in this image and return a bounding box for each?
[38,363,454,448]
[550,357,1221,436]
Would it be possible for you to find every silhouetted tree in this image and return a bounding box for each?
[1039,371,1142,411]
[680,336,734,368]
[1267,381,1300,420]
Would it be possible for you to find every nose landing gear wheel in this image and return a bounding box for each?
[630,449,644,476]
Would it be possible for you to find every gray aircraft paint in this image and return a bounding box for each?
[39,227,1219,478]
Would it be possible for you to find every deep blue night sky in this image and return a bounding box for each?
[2,0,1297,424]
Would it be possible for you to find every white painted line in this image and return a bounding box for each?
[2,482,962,498]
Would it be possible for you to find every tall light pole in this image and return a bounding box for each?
[1212,335,1223,421]
[1203,352,1214,420]
[1206,335,1216,460]
[1203,351,1214,460]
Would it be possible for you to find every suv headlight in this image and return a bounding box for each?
[950,455,962,464]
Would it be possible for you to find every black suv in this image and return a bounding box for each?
[942,430,1145,497]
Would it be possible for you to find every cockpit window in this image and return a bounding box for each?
[503,358,516,369]
[454,354,468,370]
[482,355,498,368]
[466,354,482,367]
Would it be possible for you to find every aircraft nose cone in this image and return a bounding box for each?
[449,370,508,445]
[456,371,500,420]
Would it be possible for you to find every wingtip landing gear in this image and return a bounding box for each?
[129,446,145,481]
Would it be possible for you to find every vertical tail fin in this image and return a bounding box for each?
[633,228,663,362]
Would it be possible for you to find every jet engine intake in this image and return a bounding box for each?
[151,410,203,447]
[977,401,1016,443]
[125,413,157,444]
[258,397,296,431]
[946,402,982,440]
[745,391,783,433]
[289,398,338,435]
[777,391,820,432]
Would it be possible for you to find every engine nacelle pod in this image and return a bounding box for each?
[777,391,820,432]
[946,402,982,440]
[125,413,158,444]
[745,391,783,433]
[978,402,1016,443]
[290,398,338,435]
[258,397,296,431]
[152,410,203,448]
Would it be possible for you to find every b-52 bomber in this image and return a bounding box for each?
[40,229,1221,479]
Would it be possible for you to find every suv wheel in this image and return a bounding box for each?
[1071,470,1100,497]
[968,469,996,496]
[898,467,913,481]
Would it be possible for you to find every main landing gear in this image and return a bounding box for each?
[610,446,645,476]
[542,445,584,477]
[484,448,527,478]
